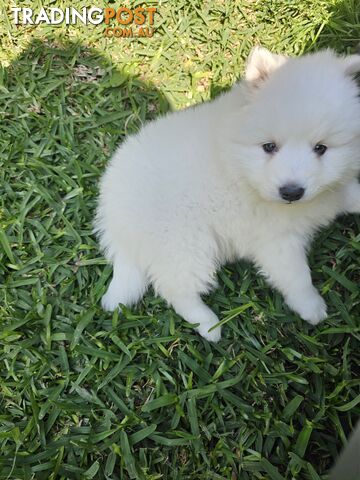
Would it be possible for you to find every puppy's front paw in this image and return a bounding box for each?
[288,288,327,325]
[299,295,327,325]
[197,321,222,342]
[101,290,120,311]
[184,306,222,342]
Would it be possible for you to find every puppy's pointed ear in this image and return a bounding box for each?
[245,46,287,87]
[344,55,360,76]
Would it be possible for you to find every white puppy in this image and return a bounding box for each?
[95,47,360,341]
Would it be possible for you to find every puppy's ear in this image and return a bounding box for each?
[245,46,287,87]
[344,55,360,76]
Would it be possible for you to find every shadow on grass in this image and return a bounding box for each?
[310,0,360,52]
[0,35,170,312]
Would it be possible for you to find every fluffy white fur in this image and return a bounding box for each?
[95,47,360,341]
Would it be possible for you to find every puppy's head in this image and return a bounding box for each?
[226,47,360,204]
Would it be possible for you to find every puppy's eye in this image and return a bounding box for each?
[262,142,278,154]
[314,143,327,156]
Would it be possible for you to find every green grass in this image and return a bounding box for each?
[0,0,360,478]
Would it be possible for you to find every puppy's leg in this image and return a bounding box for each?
[148,239,221,341]
[342,180,360,214]
[254,241,327,325]
[154,263,221,341]
[101,252,147,311]
[167,292,221,342]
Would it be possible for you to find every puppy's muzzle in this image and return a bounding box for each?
[279,184,305,202]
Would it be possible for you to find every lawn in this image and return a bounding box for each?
[0,0,359,479]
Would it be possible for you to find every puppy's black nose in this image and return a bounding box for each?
[279,184,305,202]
